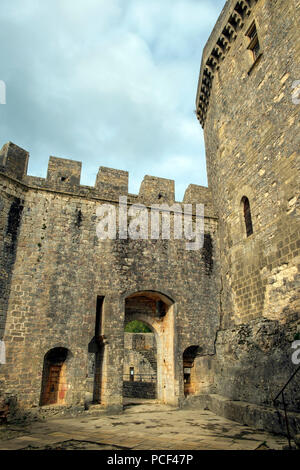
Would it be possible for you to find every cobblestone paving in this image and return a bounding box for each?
[0,403,288,450]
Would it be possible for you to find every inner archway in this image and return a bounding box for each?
[123,320,157,401]
[124,290,177,406]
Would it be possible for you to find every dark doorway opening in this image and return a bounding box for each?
[183,346,200,396]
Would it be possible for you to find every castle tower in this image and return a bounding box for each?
[195,0,300,416]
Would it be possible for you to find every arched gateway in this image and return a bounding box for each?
[124,291,178,406]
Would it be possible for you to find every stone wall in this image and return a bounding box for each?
[195,0,300,409]
[123,382,156,400]
[0,169,26,342]
[0,142,220,416]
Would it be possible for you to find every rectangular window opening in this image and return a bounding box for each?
[246,21,261,62]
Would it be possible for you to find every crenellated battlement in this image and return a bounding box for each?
[46,156,82,187]
[95,166,129,199]
[0,142,29,180]
[138,175,175,205]
[196,0,259,128]
[0,142,217,216]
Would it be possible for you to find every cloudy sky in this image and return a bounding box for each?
[0,0,225,200]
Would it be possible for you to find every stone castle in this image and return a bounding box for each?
[0,0,299,434]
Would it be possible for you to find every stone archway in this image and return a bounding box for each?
[124,291,178,405]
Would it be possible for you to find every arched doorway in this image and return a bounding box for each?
[40,347,70,406]
[124,291,177,405]
[183,346,200,396]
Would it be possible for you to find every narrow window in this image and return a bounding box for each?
[241,196,253,237]
[95,296,104,339]
[246,21,261,62]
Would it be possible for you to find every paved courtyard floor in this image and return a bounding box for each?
[0,401,288,450]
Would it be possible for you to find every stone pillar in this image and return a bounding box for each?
[153,304,179,406]
[100,295,124,412]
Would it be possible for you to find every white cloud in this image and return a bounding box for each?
[0,0,225,200]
